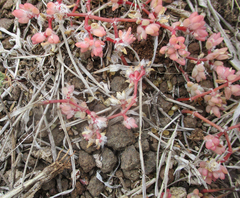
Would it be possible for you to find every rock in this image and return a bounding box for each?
[178,86,189,98]
[135,138,150,152]
[83,191,93,198]
[144,151,156,175]
[101,147,117,173]
[159,117,171,127]
[188,43,200,55]
[42,179,55,191]
[72,77,85,90]
[87,176,104,197]
[2,0,14,9]
[61,179,69,191]
[4,169,22,184]
[122,169,140,181]
[110,76,128,92]
[22,153,36,167]
[160,166,174,184]
[200,79,214,89]
[106,123,135,151]
[2,37,14,50]
[188,128,204,141]
[150,142,158,152]
[0,19,13,31]
[93,103,107,113]
[133,195,144,198]
[177,75,185,85]
[183,115,197,128]
[86,59,94,71]
[170,187,187,198]
[0,0,7,7]
[78,150,96,173]
[121,145,140,171]
[159,81,168,93]
[164,66,178,80]
[8,85,21,101]
[52,128,65,146]
[80,138,97,154]
[71,181,85,198]
[49,188,58,196]
[26,0,38,4]
[157,94,173,113]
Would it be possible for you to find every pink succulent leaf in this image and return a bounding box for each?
[206,32,224,49]
[95,132,107,149]
[46,28,59,44]
[224,87,232,100]
[118,27,136,45]
[62,85,74,99]
[137,25,147,40]
[76,38,104,57]
[204,92,224,117]
[183,12,208,41]
[159,35,190,65]
[187,189,201,198]
[12,3,39,24]
[198,159,228,184]
[145,24,160,36]
[206,47,229,60]
[31,28,60,45]
[46,2,70,19]
[110,0,120,11]
[59,103,75,119]
[186,82,204,97]
[215,65,235,81]
[123,117,138,129]
[94,116,108,129]
[230,84,240,96]
[91,24,106,37]
[204,135,225,154]
[82,126,94,141]
[31,32,47,44]
[192,64,206,82]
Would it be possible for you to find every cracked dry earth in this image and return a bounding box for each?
[0,0,240,198]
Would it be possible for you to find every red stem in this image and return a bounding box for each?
[182,110,223,131]
[227,123,240,131]
[43,99,91,116]
[177,75,240,102]
[68,12,138,23]
[201,187,235,193]
[107,68,145,120]
[120,55,128,65]
[48,18,53,29]
[176,65,190,82]
[220,130,232,162]
[186,56,208,62]
[175,26,187,32]
[107,95,137,120]
[106,37,116,43]
[113,23,119,38]
[86,0,91,12]
[84,16,93,39]
[72,0,80,13]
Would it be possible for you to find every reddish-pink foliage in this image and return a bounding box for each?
[198,160,228,184]
[160,35,190,65]
[12,3,39,23]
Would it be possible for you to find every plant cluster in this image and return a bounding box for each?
[12,0,240,196]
